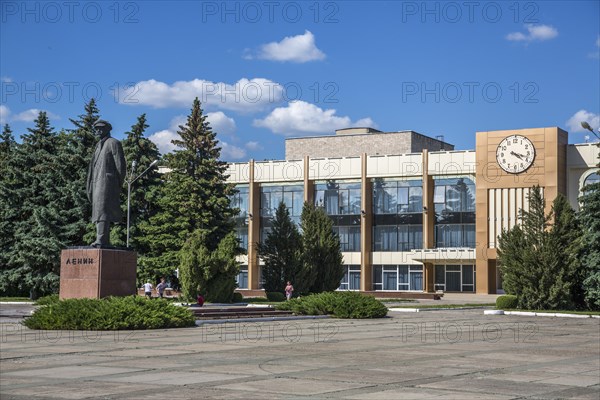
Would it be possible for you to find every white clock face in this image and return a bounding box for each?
[496,135,536,174]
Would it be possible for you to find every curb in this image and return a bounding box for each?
[487,310,600,319]
[0,302,35,305]
[195,315,330,325]
[389,307,493,313]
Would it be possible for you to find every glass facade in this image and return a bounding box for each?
[373,265,423,291]
[434,264,476,292]
[230,185,249,252]
[434,177,476,248]
[315,181,361,251]
[260,184,304,241]
[373,179,423,251]
[338,265,361,290]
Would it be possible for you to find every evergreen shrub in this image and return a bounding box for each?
[232,292,244,303]
[24,296,196,330]
[277,291,388,318]
[266,292,286,302]
[496,295,518,309]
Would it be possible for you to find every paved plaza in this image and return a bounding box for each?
[1,308,599,399]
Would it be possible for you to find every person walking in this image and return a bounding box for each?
[285,281,294,301]
[143,282,153,299]
[156,277,167,298]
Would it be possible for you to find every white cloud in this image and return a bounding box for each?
[221,142,247,160]
[0,105,10,124]
[12,109,60,122]
[566,110,600,134]
[250,30,326,63]
[149,114,246,160]
[118,78,284,113]
[253,100,376,136]
[0,106,60,124]
[207,111,236,135]
[245,141,263,151]
[506,24,558,42]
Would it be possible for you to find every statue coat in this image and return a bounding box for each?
[87,136,126,222]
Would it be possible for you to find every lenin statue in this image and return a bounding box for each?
[87,120,126,247]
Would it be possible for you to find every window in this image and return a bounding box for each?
[372,179,423,252]
[339,265,361,290]
[315,181,361,216]
[434,177,476,248]
[433,265,476,292]
[259,184,304,243]
[235,227,248,251]
[237,266,248,289]
[373,179,423,214]
[335,226,361,252]
[373,265,423,291]
[230,185,249,253]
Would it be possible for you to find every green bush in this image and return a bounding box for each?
[232,292,244,303]
[496,295,518,309]
[266,291,286,302]
[277,291,388,318]
[24,296,196,330]
[35,294,59,305]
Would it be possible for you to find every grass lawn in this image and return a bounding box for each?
[391,303,496,309]
[0,297,31,302]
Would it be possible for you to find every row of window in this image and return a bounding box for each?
[236,264,476,292]
[231,178,476,252]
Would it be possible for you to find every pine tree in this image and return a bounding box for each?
[0,112,64,297]
[111,114,161,250]
[139,98,236,285]
[579,144,600,310]
[301,202,344,293]
[498,186,583,310]
[258,202,303,293]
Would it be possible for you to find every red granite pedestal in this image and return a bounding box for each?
[59,247,137,299]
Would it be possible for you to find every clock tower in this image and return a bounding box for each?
[475,127,568,294]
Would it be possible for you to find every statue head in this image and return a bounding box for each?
[93,120,112,139]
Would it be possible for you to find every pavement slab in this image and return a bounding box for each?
[1,309,598,399]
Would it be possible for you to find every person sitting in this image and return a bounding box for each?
[197,294,205,307]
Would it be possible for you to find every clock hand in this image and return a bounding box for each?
[510,151,524,160]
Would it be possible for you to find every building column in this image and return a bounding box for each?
[303,156,314,203]
[247,160,261,290]
[422,150,435,292]
[360,153,372,292]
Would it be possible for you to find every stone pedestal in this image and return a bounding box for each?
[59,247,137,299]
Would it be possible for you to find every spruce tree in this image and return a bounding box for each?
[258,202,303,293]
[579,144,600,310]
[1,112,63,297]
[0,123,19,293]
[498,186,583,310]
[111,114,161,251]
[139,98,236,285]
[0,124,16,166]
[301,202,344,293]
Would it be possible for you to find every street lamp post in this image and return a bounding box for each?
[127,159,159,248]
[581,121,600,140]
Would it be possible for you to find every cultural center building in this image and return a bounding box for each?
[227,127,599,295]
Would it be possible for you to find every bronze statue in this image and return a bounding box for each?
[87,120,126,247]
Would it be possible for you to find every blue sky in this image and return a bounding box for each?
[1,1,599,161]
